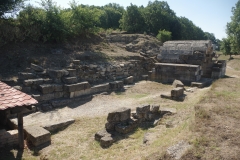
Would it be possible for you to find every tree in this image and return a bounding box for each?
[119,4,145,33]
[204,32,216,44]
[221,37,233,58]
[156,30,171,42]
[226,0,240,54]
[143,1,176,35]
[0,0,25,18]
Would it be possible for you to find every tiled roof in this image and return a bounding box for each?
[0,81,38,110]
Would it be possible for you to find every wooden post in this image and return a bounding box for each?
[17,112,24,149]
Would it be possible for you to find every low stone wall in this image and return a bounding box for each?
[0,129,18,148]
[151,63,202,83]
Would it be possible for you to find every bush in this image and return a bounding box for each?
[156,29,171,43]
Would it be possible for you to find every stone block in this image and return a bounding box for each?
[67,69,76,77]
[32,94,42,101]
[62,77,77,84]
[41,93,55,101]
[105,122,115,132]
[91,83,109,94]
[24,78,44,87]
[38,84,55,94]
[124,76,134,84]
[171,88,184,97]
[100,136,114,148]
[115,119,138,134]
[151,105,160,113]
[64,82,91,92]
[107,107,131,123]
[109,81,124,91]
[42,119,75,132]
[74,88,91,97]
[18,72,36,80]
[0,130,18,147]
[73,60,80,65]
[136,105,150,114]
[25,126,51,147]
[48,69,69,79]
[31,63,44,72]
[54,92,64,99]
[54,84,63,92]
[95,129,112,141]
[172,79,184,88]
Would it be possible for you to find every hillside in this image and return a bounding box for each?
[0,33,161,82]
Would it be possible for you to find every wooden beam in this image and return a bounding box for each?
[17,112,24,149]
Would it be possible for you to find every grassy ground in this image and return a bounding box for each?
[180,55,240,160]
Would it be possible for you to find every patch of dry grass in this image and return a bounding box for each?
[181,57,240,160]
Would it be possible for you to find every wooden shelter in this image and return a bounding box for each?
[0,81,38,149]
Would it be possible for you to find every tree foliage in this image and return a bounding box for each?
[156,29,172,42]
[0,0,25,17]
[0,0,214,46]
[119,4,145,33]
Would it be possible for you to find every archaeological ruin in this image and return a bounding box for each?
[0,39,227,149]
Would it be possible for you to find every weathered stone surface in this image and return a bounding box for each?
[64,81,91,92]
[171,88,184,97]
[25,126,51,147]
[109,81,124,91]
[107,107,131,123]
[54,84,63,92]
[67,69,76,77]
[31,63,44,72]
[18,72,36,80]
[154,63,201,83]
[105,122,116,132]
[51,99,71,108]
[95,129,112,141]
[136,104,150,120]
[100,136,114,148]
[62,77,77,84]
[48,69,69,79]
[0,129,18,148]
[115,119,138,134]
[39,84,55,94]
[24,78,44,86]
[42,119,75,132]
[41,93,55,101]
[54,92,64,99]
[91,83,109,95]
[74,88,91,98]
[124,76,134,84]
[151,105,160,113]
[172,79,184,88]
[72,60,80,65]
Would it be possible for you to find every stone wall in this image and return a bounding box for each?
[15,59,149,110]
[151,63,202,83]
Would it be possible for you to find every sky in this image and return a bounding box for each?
[28,0,238,40]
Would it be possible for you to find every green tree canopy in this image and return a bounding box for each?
[119,4,145,33]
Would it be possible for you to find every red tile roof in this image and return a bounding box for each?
[0,81,38,110]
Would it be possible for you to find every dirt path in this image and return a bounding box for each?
[16,81,207,128]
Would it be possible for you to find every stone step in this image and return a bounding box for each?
[62,77,77,84]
